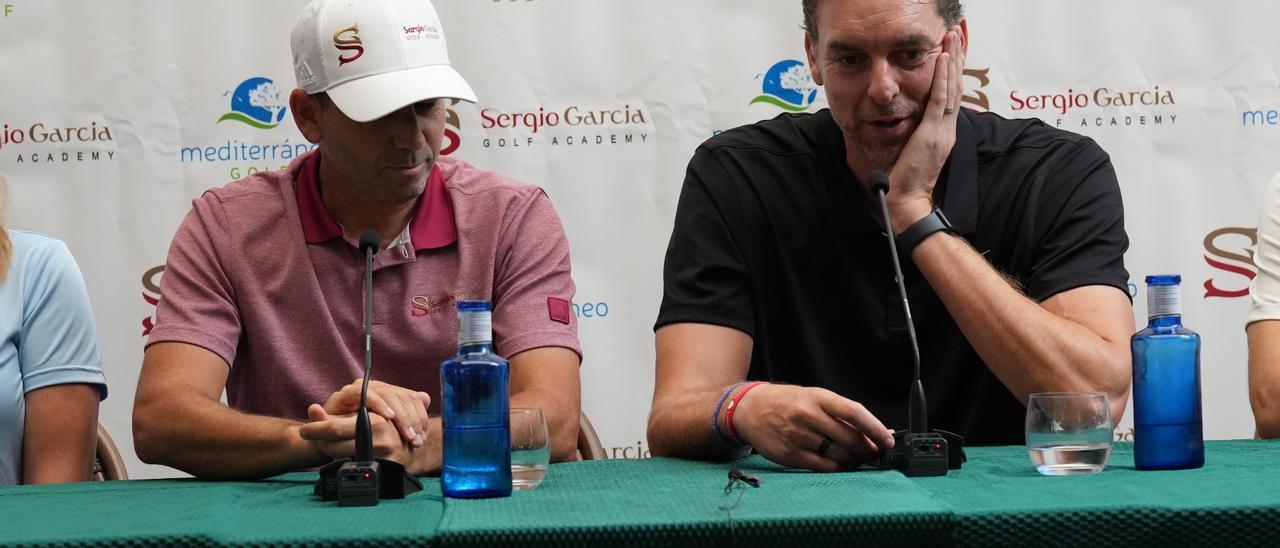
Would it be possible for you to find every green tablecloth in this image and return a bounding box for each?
[435,440,1280,547]
[437,456,951,547]
[2,441,1278,547]
[0,475,444,547]
[923,440,1280,547]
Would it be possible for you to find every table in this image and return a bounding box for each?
[2,441,1278,547]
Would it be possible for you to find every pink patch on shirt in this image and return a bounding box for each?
[548,297,571,325]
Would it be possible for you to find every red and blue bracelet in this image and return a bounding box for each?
[711,381,748,445]
[723,381,767,445]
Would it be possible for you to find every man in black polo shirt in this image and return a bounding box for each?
[647,0,1133,472]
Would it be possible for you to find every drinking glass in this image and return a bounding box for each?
[1025,392,1113,476]
[510,407,550,490]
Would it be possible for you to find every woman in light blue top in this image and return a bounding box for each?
[0,176,107,484]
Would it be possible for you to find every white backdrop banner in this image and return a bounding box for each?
[0,0,1272,478]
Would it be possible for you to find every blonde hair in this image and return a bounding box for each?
[0,176,10,281]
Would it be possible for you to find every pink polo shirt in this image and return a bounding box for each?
[148,151,580,419]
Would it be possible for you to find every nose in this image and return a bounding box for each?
[386,105,428,152]
[867,58,899,106]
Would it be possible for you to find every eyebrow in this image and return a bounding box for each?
[826,40,865,54]
[826,33,937,54]
[892,33,938,49]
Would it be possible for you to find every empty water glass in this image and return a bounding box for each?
[1025,392,1113,476]
[510,407,550,490]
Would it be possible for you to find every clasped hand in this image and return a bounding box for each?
[299,378,432,465]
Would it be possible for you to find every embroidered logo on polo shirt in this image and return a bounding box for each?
[548,297,571,325]
[410,292,482,317]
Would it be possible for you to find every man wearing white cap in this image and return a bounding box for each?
[134,0,582,479]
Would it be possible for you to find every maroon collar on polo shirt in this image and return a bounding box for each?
[294,152,457,250]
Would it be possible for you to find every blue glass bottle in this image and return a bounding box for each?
[441,301,512,498]
[1130,275,1204,470]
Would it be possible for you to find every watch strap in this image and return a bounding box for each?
[896,208,954,258]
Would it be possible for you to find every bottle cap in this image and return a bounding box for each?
[1145,274,1181,286]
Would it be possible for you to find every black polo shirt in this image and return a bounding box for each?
[656,108,1129,445]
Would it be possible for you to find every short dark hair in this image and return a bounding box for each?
[802,0,964,38]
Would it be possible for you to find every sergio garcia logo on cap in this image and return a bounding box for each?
[333,23,365,65]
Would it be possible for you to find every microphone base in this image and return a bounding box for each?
[314,458,424,506]
[874,429,967,477]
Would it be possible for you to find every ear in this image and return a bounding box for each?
[290,89,323,144]
[805,32,824,86]
[956,19,969,55]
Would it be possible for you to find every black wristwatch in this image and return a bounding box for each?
[896,208,955,258]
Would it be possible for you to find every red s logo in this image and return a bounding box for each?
[441,104,461,155]
[141,265,165,336]
[1203,227,1257,299]
[334,24,365,66]
[410,295,432,317]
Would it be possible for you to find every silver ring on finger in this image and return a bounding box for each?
[943,106,955,115]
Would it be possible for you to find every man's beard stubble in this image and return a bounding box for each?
[838,100,920,171]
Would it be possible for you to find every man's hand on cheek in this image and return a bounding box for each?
[888,28,966,232]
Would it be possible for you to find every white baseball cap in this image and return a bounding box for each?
[290,0,477,123]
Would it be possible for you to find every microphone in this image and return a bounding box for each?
[314,230,423,505]
[868,170,891,197]
[867,172,927,435]
[867,171,965,477]
[355,230,379,463]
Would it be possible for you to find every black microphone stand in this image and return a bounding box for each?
[315,231,423,505]
[867,171,965,477]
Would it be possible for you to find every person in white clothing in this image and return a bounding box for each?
[1247,171,1280,438]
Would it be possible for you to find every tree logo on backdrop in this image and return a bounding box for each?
[140,265,165,336]
[218,77,289,129]
[180,77,317,181]
[750,60,819,112]
[1203,227,1256,299]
